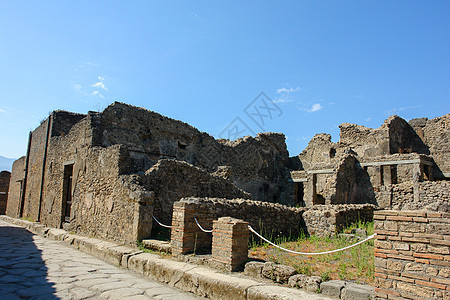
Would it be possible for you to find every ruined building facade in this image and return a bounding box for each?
[289,114,449,212]
[5,102,449,245]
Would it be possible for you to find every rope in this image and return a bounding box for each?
[194,217,213,233]
[152,216,172,229]
[248,225,376,256]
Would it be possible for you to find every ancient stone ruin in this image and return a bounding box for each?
[4,102,449,299]
[0,171,11,215]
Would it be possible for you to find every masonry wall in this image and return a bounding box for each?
[374,210,450,300]
[303,204,375,237]
[378,181,449,212]
[98,102,291,205]
[6,157,25,218]
[0,171,11,214]
[137,159,251,224]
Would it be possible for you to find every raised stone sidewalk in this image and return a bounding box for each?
[0,216,331,300]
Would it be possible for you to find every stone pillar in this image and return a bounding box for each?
[171,201,213,256]
[133,191,154,241]
[211,217,249,272]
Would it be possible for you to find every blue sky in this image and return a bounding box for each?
[0,1,449,159]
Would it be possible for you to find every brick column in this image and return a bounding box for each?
[211,217,249,272]
[171,201,214,256]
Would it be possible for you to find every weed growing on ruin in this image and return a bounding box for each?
[249,221,375,284]
[137,241,171,258]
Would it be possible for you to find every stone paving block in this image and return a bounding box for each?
[92,281,133,292]
[320,280,346,298]
[99,287,145,299]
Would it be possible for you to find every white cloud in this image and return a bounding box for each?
[304,103,322,113]
[91,91,105,98]
[272,98,293,104]
[385,105,422,116]
[276,86,301,94]
[91,76,107,91]
[0,108,5,113]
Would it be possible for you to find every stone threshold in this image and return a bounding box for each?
[0,215,331,300]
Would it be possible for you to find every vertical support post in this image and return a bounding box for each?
[133,191,154,241]
[211,217,249,272]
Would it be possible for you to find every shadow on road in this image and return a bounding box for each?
[0,224,58,299]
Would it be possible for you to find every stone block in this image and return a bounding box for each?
[342,283,374,300]
[320,280,346,298]
[243,261,264,278]
[262,262,297,284]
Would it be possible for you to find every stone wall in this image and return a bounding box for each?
[6,157,25,218]
[0,171,11,214]
[172,197,375,239]
[374,210,450,300]
[378,181,449,212]
[97,102,291,204]
[172,197,305,238]
[303,204,375,237]
[409,114,450,178]
[137,159,251,224]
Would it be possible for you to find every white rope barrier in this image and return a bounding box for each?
[152,216,172,229]
[248,225,376,256]
[194,217,213,233]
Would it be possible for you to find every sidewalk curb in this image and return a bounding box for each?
[0,216,331,299]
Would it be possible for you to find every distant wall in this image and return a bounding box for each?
[6,157,26,218]
[0,171,11,214]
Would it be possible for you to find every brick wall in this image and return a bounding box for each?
[374,210,450,300]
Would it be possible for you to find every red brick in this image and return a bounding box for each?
[427,212,442,218]
[402,272,430,281]
[430,239,450,246]
[375,272,388,279]
[399,232,414,237]
[412,217,429,223]
[402,237,430,244]
[387,254,415,261]
[376,230,399,236]
[376,211,400,216]
[414,233,443,240]
[414,258,430,264]
[375,253,388,258]
[415,279,446,289]
[377,234,387,240]
[376,248,399,254]
[388,274,415,283]
[374,215,386,220]
[413,253,443,260]
[386,216,413,222]
[375,288,400,297]
[398,211,427,217]
[431,277,450,286]
[430,259,450,267]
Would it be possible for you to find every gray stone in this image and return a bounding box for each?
[244,261,265,278]
[320,280,346,298]
[342,283,374,300]
[261,262,297,283]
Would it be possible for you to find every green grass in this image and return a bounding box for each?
[249,221,375,284]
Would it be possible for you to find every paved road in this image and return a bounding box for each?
[0,220,200,299]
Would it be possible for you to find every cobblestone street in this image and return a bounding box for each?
[0,220,200,299]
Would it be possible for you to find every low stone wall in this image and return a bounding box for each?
[374,210,449,300]
[303,204,375,237]
[172,197,305,238]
